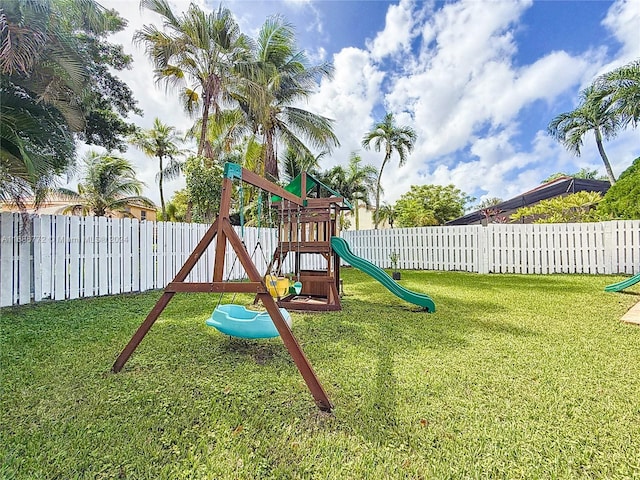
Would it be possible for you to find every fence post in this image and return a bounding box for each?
[477,225,490,274]
[603,221,614,274]
[33,215,44,302]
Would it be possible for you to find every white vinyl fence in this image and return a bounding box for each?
[0,213,323,307]
[1,214,638,307]
[342,220,640,275]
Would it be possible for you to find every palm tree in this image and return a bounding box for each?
[188,108,252,164]
[597,59,640,128]
[362,113,417,228]
[59,151,155,217]
[324,153,377,230]
[0,0,112,207]
[548,85,623,185]
[281,147,326,182]
[374,203,397,229]
[135,0,251,160]
[0,0,97,131]
[130,118,186,219]
[238,15,339,181]
[0,84,75,208]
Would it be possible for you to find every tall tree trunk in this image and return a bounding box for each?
[199,96,211,160]
[185,200,193,223]
[354,199,359,230]
[594,128,616,185]
[374,153,390,229]
[375,177,382,230]
[158,154,166,220]
[264,129,278,181]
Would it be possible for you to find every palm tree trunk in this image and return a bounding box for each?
[264,129,278,181]
[185,200,193,223]
[374,154,390,229]
[199,96,211,159]
[354,199,359,230]
[375,178,382,229]
[158,154,166,220]
[594,128,617,185]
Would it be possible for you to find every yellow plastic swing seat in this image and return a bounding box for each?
[206,305,292,339]
[265,275,290,298]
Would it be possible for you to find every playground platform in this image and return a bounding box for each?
[622,301,640,325]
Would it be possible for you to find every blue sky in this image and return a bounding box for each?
[95,0,639,208]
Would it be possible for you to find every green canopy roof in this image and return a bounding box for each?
[272,173,352,210]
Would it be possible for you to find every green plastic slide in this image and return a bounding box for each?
[331,237,435,312]
[604,273,640,292]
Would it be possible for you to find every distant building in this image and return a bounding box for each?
[342,204,391,231]
[0,195,157,222]
[446,176,610,226]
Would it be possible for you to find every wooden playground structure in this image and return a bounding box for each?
[112,163,350,411]
[263,195,346,312]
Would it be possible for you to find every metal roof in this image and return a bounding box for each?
[446,177,611,225]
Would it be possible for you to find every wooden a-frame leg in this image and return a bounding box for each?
[259,292,332,411]
[222,220,332,411]
[112,219,219,373]
[112,292,175,372]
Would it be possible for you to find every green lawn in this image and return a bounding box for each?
[1,270,639,479]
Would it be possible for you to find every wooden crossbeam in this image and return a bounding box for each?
[165,282,267,293]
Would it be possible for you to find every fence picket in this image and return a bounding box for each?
[52,216,66,300]
[17,218,30,304]
[141,222,153,290]
[0,214,14,306]
[68,216,80,299]
[33,216,46,301]
[131,218,140,292]
[84,217,96,298]
[122,218,132,293]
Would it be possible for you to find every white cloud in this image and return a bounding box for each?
[602,0,640,60]
[368,0,418,60]
[343,0,637,205]
[70,0,638,210]
[307,47,385,167]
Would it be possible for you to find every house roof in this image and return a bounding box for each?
[0,195,157,215]
[446,177,611,225]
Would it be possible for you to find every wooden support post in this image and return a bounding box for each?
[112,292,175,372]
[112,219,219,372]
[301,172,306,201]
[221,220,332,411]
[213,177,233,282]
[260,292,332,411]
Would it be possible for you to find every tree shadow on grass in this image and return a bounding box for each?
[294,291,542,438]
[298,299,469,355]
[615,290,640,297]
[217,336,290,366]
[433,292,540,338]
[344,287,536,332]
[400,270,604,295]
[345,322,401,446]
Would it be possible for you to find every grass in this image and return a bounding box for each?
[1,269,639,479]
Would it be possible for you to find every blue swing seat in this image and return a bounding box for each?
[206,304,292,339]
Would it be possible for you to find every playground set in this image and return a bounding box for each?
[112,163,435,411]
